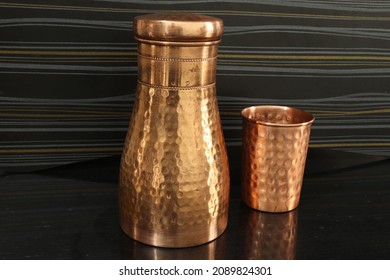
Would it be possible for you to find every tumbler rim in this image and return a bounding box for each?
[241,105,315,127]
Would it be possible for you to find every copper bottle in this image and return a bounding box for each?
[119,13,230,248]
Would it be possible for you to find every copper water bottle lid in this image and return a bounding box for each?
[133,13,223,42]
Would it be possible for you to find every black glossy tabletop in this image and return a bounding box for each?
[1,147,389,260]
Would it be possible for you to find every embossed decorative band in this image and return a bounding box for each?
[137,80,216,91]
[137,53,217,62]
[135,37,221,46]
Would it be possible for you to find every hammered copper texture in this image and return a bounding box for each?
[244,210,298,260]
[119,13,229,248]
[241,106,314,212]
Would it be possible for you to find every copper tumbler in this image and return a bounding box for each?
[119,13,230,248]
[241,105,314,212]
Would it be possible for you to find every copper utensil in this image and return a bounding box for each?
[119,13,230,248]
[241,105,314,212]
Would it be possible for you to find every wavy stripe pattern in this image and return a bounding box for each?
[0,0,389,171]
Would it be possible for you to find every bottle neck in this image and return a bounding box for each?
[137,40,219,88]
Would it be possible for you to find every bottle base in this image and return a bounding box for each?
[120,218,228,248]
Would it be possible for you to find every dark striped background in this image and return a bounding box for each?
[1,0,389,172]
